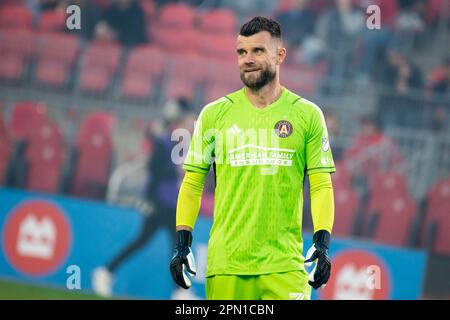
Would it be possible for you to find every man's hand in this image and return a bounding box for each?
[304,230,331,289]
[170,230,196,289]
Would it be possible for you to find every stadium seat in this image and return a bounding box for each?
[366,172,410,214]
[151,26,200,54]
[199,9,237,35]
[70,112,117,199]
[369,194,417,246]
[164,76,196,101]
[421,178,450,255]
[9,101,48,139]
[0,4,33,29]
[38,9,66,32]
[25,119,65,193]
[333,186,360,237]
[0,28,35,81]
[120,45,165,100]
[166,52,207,85]
[35,33,80,87]
[79,42,121,94]
[157,3,196,29]
[121,72,154,101]
[363,172,417,246]
[197,33,237,61]
[126,45,165,78]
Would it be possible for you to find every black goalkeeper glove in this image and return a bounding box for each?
[169,230,197,289]
[304,230,331,290]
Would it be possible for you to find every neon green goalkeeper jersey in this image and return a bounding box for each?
[183,87,336,277]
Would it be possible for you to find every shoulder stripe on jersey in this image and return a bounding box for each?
[292,97,301,105]
[224,96,234,103]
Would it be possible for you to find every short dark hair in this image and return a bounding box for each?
[239,16,282,40]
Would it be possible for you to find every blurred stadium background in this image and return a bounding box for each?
[0,0,449,300]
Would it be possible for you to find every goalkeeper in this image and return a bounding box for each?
[170,16,335,300]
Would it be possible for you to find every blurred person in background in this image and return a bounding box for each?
[92,98,197,297]
[94,0,146,47]
[315,0,364,81]
[356,0,398,83]
[342,115,403,185]
[395,0,426,51]
[428,57,450,131]
[275,0,316,49]
[376,44,424,129]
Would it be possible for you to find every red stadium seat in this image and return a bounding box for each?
[164,77,196,101]
[0,28,35,81]
[151,26,200,54]
[199,9,237,35]
[197,33,237,61]
[79,42,121,94]
[166,52,207,84]
[9,101,48,139]
[157,3,196,29]
[35,33,80,87]
[0,4,33,29]
[333,186,360,237]
[25,120,65,193]
[0,54,25,81]
[366,172,410,214]
[120,45,165,100]
[38,9,66,32]
[422,178,450,255]
[370,194,417,246]
[126,45,165,77]
[363,172,417,246]
[121,72,154,100]
[71,112,117,199]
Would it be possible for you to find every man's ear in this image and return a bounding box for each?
[277,47,287,65]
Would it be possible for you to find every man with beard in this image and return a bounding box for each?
[170,17,336,300]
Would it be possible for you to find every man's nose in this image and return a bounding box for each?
[242,52,256,65]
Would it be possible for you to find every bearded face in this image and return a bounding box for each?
[236,31,285,92]
[240,63,277,91]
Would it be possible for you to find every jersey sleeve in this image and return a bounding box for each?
[183,105,216,174]
[305,106,336,175]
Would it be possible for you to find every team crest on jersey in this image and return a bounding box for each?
[274,120,293,138]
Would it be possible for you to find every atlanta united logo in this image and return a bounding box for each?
[274,120,293,138]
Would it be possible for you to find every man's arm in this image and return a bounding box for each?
[176,171,207,231]
[310,172,334,234]
[170,170,207,289]
[305,172,334,290]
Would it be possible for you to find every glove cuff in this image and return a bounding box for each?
[176,230,193,247]
[313,230,330,250]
